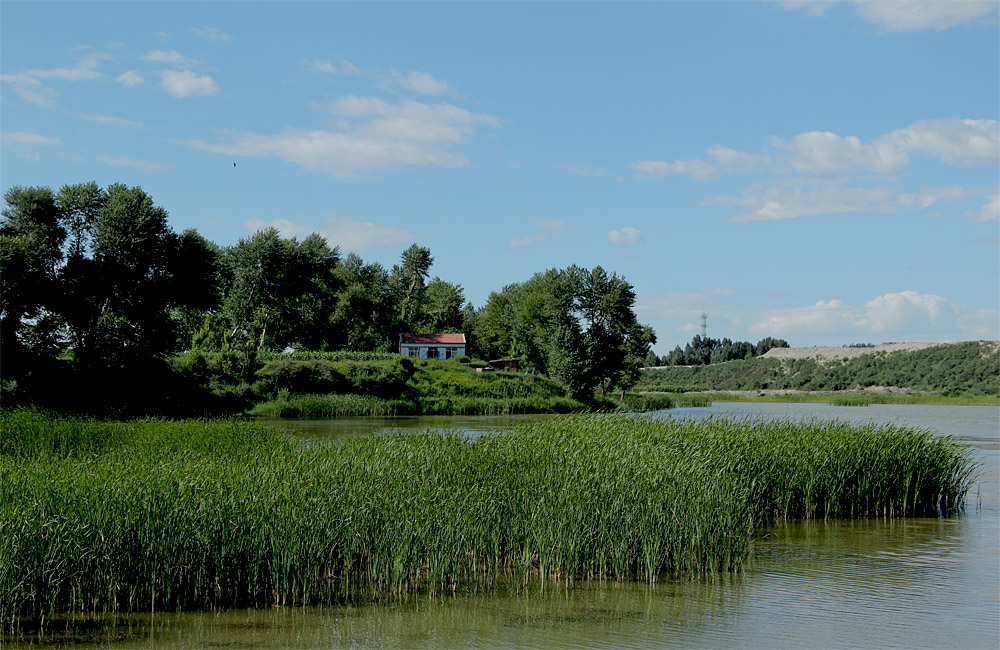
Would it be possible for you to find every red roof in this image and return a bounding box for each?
[400,333,466,344]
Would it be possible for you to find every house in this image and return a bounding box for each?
[399,333,467,360]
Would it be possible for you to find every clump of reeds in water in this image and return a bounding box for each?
[0,408,975,628]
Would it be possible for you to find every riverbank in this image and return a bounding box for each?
[4,352,674,419]
[648,389,1000,407]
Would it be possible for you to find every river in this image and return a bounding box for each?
[12,403,999,649]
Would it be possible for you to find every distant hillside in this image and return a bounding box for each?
[639,341,999,396]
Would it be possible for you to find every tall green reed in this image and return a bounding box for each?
[1,408,974,628]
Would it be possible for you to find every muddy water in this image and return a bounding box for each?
[11,404,999,649]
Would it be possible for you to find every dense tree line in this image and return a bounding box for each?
[2,182,652,409]
[647,335,789,367]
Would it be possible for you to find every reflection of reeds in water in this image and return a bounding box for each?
[828,395,874,406]
[1,408,974,627]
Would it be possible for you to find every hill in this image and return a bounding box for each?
[638,341,999,397]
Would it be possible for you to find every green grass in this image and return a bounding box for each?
[1,408,975,628]
[248,393,418,417]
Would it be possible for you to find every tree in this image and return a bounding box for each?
[392,244,433,330]
[328,253,394,351]
[0,186,65,361]
[56,181,104,260]
[572,265,644,397]
[171,229,224,349]
[220,228,340,352]
[85,183,178,366]
[417,277,465,332]
[475,265,654,401]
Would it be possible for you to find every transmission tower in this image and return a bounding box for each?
[701,312,707,338]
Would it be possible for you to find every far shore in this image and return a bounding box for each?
[639,388,999,406]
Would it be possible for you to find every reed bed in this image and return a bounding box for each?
[0,408,974,627]
[248,393,416,417]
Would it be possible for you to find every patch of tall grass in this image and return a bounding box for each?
[620,392,676,411]
[417,395,583,415]
[258,350,401,362]
[1,408,974,627]
[248,393,417,417]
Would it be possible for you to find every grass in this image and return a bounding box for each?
[1,407,975,629]
[248,393,417,417]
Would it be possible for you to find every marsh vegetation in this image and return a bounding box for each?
[1,408,974,630]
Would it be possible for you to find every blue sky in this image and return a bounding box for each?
[2,1,998,353]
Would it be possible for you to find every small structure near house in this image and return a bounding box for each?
[399,333,466,360]
[488,358,520,373]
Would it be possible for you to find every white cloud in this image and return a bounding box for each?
[608,226,642,247]
[141,49,200,65]
[636,288,734,319]
[772,130,910,175]
[97,155,164,170]
[711,179,985,223]
[0,80,53,107]
[782,1,999,31]
[752,298,866,336]
[779,1,838,17]
[1,131,60,161]
[311,57,359,75]
[854,0,999,32]
[508,234,545,248]
[706,145,770,173]
[864,290,951,331]
[160,70,220,98]
[394,70,451,95]
[116,70,144,86]
[80,114,143,128]
[185,96,499,176]
[1,132,59,146]
[897,186,973,211]
[880,118,999,166]
[245,215,414,252]
[191,26,232,42]
[506,217,572,248]
[21,53,106,82]
[632,118,998,185]
[975,189,1000,223]
[630,159,717,180]
[1,52,106,106]
[564,163,608,177]
[750,290,998,341]
[710,182,897,222]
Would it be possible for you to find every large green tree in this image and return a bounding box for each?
[327,253,395,351]
[0,186,65,360]
[391,244,434,331]
[219,228,340,352]
[472,265,653,401]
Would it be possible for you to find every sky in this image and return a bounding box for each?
[2,1,998,354]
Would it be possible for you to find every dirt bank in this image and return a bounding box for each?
[761,342,944,362]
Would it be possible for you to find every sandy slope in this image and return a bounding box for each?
[760,342,944,362]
